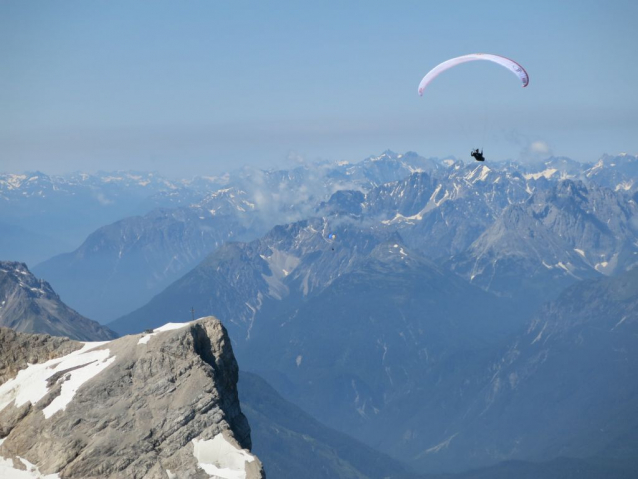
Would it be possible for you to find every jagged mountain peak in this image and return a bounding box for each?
[367,149,399,161]
[318,189,366,217]
[552,178,589,198]
[0,262,116,341]
[0,262,57,299]
[463,163,493,182]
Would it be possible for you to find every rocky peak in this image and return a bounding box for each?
[0,261,117,341]
[318,190,365,217]
[0,261,57,300]
[0,317,264,479]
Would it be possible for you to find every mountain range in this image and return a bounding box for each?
[109,214,638,473]
[21,152,638,325]
[3,150,638,476]
[99,151,638,474]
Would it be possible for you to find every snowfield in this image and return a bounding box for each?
[193,434,256,479]
[0,341,113,419]
[137,320,196,344]
[0,455,60,478]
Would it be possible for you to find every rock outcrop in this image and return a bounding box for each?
[0,316,264,479]
[0,328,81,384]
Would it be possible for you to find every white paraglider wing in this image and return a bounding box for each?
[418,53,529,96]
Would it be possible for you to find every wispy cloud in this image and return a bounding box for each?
[505,130,553,162]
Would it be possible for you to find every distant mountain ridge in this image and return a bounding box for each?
[34,152,445,322]
[34,196,259,322]
[0,261,116,341]
[0,170,206,265]
[18,151,635,321]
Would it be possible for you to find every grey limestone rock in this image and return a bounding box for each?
[0,327,81,384]
[0,316,264,479]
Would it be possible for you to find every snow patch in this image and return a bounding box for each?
[260,249,300,300]
[531,322,548,345]
[101,176,123,183]
[0,342,113,418]
[0,456,60,478]
[586,160,604,177]
[192,434,255,479]
[555,262,570,272]
[422,433,459,455]
[138,321,194,345]
[391,244,408,257]
[612,316,629,331]
[615,181,634,191]
[44,356,116,419]
[524,168,557,180]
[476,165,491,182]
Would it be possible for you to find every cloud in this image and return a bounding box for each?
[521,140,553,162]
[94,192,114,206]
[504,130,553,162]
[286,151,307,166]
[529,140,551,155]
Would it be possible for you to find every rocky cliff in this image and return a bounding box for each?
[0,317,264,479]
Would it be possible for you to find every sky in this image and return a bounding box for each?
[1,0,637,177]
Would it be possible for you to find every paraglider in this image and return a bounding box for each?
[418,54,529,162]
[323,232,337,251]
[471,149,485,162]
[327,233,336,251]
[418,53,529,96]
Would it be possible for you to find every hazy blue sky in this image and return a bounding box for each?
[1,0,637,176]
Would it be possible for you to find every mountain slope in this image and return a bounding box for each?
[108,217,386,337]
[407,457,636,479]
[240,371,407,479]
[0,170,192,264]
[416,267,638,472]
[33,187,262,323]
[0,261,116,341]
[527,180,638,274]
[242,240,518,456]
[449,204,599,306]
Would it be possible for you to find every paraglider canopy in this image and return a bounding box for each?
[418,53,529,96]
